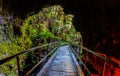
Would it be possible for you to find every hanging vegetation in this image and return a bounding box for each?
[0,5,81,75]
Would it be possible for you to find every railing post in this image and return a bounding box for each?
[16,56,21,76]
[54,43,55,48]
[53,43,54,49]
[50,43,52,51]
[102,54,107,76]
[76,46,79,56]
[80,36,83,57]
[37,48,41,61]
[47,45,49,52]
[78,47,80,56]
[46,45,48,54]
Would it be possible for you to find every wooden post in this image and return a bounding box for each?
[53,43,55,49]
[16,56,21,76]
[102,54,107,76]
[37,48,41,61]
[80,36,83,57]
[50,43,52,51]
[78,47,80,56]
[47,45,49,52]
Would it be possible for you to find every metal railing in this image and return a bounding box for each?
[70,43,120,76]
[0,42,60,76]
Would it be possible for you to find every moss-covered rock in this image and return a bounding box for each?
[0,5,81,75]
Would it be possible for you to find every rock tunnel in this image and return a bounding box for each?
[3,0,120,59]
[1,0,120,61]
[0,0,120,75]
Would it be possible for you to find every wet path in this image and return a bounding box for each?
[37,45,78,76]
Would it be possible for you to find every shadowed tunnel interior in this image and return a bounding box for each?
[2,0,120,59]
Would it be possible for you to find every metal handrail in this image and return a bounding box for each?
[0,42,59,65]
[0,41,60,76]
[74,45,120,68]
[71,42,120,67]
[70,46,91,75]
[71,43,120,76]
[25,45,59,76]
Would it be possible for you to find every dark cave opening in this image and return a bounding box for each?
[2,0,120,59]
[1,0,120,75]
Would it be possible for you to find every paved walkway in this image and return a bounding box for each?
[37,45,78,76]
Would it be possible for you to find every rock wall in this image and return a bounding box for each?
[0,1,14,42]
[0,0,120,75]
